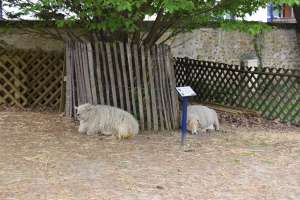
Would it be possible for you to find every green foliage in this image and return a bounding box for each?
[221,20,272,37]
[2,0,299,44]
[162,0,194,13]
[272,0,300,6]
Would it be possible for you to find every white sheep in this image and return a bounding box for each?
[75,103,139,139]
[187,105,220,134]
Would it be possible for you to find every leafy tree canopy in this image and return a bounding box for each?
[3,0,300,45]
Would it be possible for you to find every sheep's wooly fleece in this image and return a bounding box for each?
[187,105,220,134]
[76,103,139,139]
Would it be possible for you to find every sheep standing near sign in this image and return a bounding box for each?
[187,105,220,134]
[76,103,139,139]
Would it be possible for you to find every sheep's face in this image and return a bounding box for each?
[75,103,93,121]
[188,119,199,135]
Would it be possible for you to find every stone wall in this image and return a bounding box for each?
[0,28,64,52]
[262,29,300,69]
[1,25,299,69]
[170,27,300,69]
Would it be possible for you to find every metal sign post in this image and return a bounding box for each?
[176,86,196,146]
[181,96,188,145]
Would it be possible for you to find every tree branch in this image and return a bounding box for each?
[143,6,164,46]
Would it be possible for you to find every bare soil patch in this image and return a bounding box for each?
[0,111,299,200]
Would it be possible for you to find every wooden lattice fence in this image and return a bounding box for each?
[175,58,300,125]
[0,47,64,110]
[65,41,179,131]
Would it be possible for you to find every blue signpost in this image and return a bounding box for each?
[176,86,196,145]
[181,96,188,145]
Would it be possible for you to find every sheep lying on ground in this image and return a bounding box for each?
[187,105,220,134]
[75,103,139,139]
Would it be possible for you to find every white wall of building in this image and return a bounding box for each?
[245,7,268,22]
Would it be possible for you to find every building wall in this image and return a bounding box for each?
[170,27,300,69]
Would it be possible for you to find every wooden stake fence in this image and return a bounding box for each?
[65,41,179,131]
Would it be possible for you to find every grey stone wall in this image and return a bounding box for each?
[262,29,300,69]
[170,28,300,69]
[0,28,64,52]
[1,26,299,69]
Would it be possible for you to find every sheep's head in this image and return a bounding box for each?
[187,119,199,135]
[75,103,93,121]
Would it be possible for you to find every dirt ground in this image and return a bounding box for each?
[0,111,299,200]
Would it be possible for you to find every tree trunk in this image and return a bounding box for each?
[293,6,300,70]
[0,0,2,20]
[293,6,300,32]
